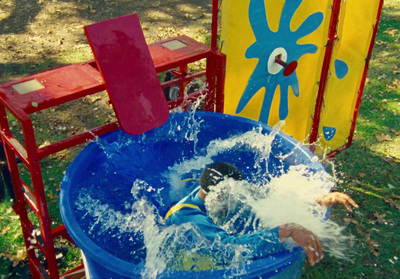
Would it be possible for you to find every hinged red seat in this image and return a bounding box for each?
[84,13,170,135]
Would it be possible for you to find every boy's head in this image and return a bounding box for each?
[199,162,243,193]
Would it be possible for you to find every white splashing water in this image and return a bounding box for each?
[74,118,353,278]
[75,179,251,278]
[164,125,353,260]
[164,124,282,201]
[205,166,353,260]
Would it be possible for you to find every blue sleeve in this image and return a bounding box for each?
[166,208,286,258]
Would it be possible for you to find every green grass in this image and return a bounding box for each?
[1,0,399,278]
[302,1,400,277]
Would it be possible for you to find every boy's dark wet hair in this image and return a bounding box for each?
[199,162,243,192]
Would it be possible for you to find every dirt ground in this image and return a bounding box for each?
[0,0,212,152]
[0,0,212,83]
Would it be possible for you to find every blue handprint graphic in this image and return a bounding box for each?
[236,0,324,123]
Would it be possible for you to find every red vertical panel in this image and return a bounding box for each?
[84,14,169,135]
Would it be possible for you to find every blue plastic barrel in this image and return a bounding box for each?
[60,111,326,278]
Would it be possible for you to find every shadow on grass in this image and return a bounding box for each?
[0,0,212,36]
[0,60,69,83]
[0,0,42,35]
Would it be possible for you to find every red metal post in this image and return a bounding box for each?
[215,52,226,112]
[0,109,40,278]
[309,0,342,148]
[22,119,59,278]
[211,0,219,51]
[205,54,217,111]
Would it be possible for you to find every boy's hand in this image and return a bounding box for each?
[279,223,324,266]
[316,192,359,212]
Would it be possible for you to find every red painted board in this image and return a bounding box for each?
[84,14,169,135]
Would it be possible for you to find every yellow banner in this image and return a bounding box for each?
[317,0,382,153]
[221,0,381,153]
[221,0,332,141]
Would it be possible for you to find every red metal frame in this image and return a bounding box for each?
[328,0,384,157]
[0,0,383,277]
[211,0,220,51]
[309,0,342,150]
[310,0,384,156]
[0,18,225,278]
